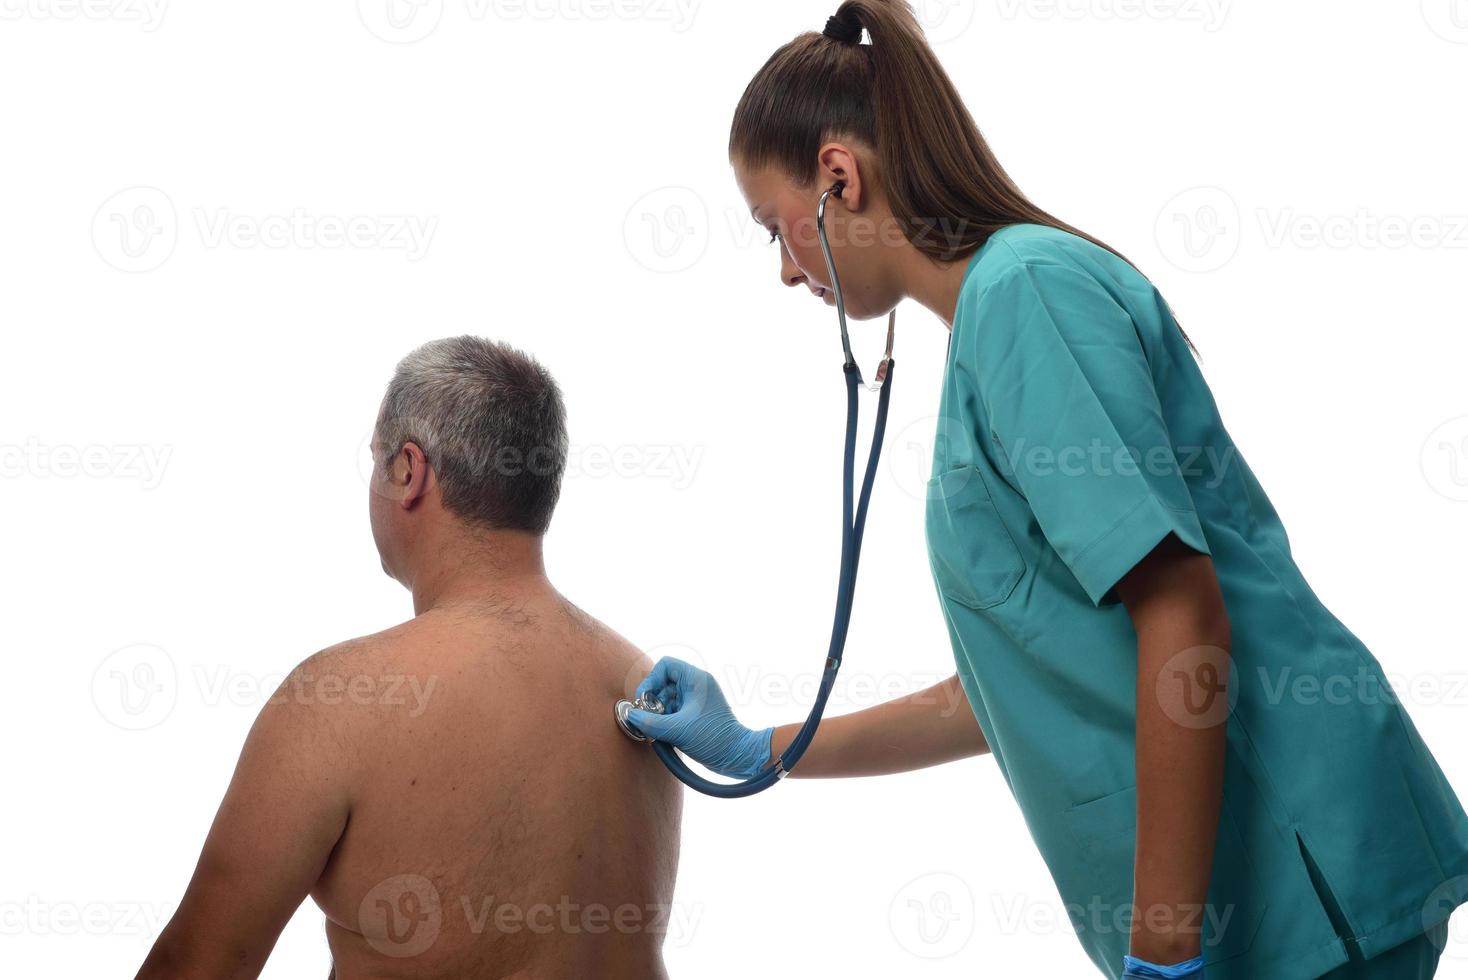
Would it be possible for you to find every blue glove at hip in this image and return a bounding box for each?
[626,656,774,780]
[1122,953,1205,979]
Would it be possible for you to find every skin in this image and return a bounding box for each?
[737,142,1230,965]
[136,435,683,979]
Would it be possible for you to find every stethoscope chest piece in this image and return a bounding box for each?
[613,694,664,743]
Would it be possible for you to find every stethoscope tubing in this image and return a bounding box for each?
[623,182,895,797]
[647,357,894,797]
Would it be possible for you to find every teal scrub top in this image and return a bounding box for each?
[925,223,1468,980]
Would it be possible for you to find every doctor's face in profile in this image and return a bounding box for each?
[734,147,904,323]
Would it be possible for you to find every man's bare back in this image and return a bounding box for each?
[312,592,683,979]
[137,588,682,980]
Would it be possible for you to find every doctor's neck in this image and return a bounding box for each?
[893,242,979,332]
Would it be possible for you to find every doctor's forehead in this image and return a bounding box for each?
[741,172,811,227]
[735,163,788,215]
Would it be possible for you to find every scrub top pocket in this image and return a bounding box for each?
[925,464,1025,611]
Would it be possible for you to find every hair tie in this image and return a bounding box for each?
[823,13,862,44]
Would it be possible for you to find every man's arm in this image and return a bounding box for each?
[136,655,353,980]
[1115,532,1231,966]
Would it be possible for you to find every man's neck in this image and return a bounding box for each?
[406,529,551,615]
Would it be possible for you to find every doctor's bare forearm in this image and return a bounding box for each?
[767,674,989,778]
[1116,533,1232,965]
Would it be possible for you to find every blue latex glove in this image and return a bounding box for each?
[1122,953,1205,979]
[626,656,774,780]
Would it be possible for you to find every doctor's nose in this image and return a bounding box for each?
[779,245,806,290]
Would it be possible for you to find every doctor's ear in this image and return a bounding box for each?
[817,142,864,210]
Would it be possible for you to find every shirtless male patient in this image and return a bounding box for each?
[136,336,683,979]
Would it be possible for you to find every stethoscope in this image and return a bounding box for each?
[613,179,896,797]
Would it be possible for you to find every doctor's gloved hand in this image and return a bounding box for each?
[626,657,774,780]
[1121,953,1205,979]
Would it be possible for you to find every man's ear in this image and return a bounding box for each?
[396,441,433,511]
[817,141,864,211]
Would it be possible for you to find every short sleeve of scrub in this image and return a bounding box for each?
[967,260,1210,606]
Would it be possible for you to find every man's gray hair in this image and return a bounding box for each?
[375,336,567,535]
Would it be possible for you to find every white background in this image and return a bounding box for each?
[3,0,1467,976]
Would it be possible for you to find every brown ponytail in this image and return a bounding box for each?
[728,0,1195,352]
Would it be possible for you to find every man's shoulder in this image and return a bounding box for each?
[269,620,433,725]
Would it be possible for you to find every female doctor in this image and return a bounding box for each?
[625,3,1468,979]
